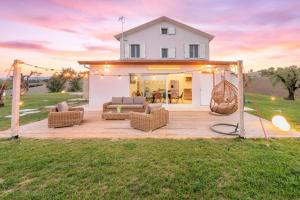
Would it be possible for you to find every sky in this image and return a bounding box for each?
[0,0,299,77]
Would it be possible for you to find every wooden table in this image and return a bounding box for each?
[102,111,129,120]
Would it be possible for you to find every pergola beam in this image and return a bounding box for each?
[237,60,245,138]
[11,59,23,139]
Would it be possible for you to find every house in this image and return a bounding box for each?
[79,16,237,110]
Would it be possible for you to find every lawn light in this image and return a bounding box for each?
[272,115,291,131]
[61,90,66,94]
[271,96,276,101]
[19,101,24,106]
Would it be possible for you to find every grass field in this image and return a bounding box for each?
[0,93,84,131]
[0,139,299,199]
[245,93,300,131]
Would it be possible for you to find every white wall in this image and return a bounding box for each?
[120,21,210,60]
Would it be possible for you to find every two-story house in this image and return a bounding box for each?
[79,16,237,110]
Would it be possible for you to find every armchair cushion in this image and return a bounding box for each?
[133,96,145,104]
[145,103,162,114]
[112,97,123,104]
[57,101,69,112]
[123,97,133,104]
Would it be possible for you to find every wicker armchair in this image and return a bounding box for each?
[48,107,84,128]
[129,107,169,132]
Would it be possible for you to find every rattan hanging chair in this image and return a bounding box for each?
[210,80,238,115]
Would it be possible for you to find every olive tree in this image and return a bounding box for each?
[264,66,300,100]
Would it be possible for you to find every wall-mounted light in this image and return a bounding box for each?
[118,75,122,80]
[100,74,104,79]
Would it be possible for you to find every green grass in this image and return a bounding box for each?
[0,93,84,131]
[245,93,300,131]
[0,139,299,199]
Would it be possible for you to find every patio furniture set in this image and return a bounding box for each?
[48,96,169,132]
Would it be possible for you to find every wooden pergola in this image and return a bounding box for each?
[10,59,245,138]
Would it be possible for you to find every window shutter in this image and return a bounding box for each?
[169,48,176,59]
[140,44,146,58]
[199,43,206,59]
[124,44,130,59]
[184,44,189,58]
[168,27,176,35]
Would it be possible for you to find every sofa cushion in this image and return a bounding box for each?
[133,96,145,104]
[112,97,123,104]
[145,103,162,114]
[107,104,143,109]
[57,102,69,112]
[123,97,133,104]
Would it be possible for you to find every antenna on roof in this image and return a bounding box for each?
[118,16,125,59]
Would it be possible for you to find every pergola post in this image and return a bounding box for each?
[237,60,245,138]
[11,59,23,139]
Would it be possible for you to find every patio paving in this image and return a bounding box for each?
[0,110,299,139]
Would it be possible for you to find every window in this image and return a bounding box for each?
[130,44,140,58]
[161,27,168,34]
[189,44,199,58]
[161,48,168,58]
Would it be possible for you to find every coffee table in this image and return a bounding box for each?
[102,111,129,120]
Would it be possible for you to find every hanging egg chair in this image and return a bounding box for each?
[210,80,238,115]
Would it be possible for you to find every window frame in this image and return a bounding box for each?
[161,27,168,35]
[161,48,168,58]
[189,44,199,58]
[130,44,140,58]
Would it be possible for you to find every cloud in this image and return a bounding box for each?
[0,40,50,51]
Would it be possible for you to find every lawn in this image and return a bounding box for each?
[245,93,300,131]
[0,93,85,131]
[0,139,299,199]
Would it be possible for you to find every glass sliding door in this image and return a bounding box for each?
[129,74,167,103]
[167,73,192,104]
[129,73,192,104]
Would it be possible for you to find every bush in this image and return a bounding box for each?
[46,76,66,93]
[68,77,82,92]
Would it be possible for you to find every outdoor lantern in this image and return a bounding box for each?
[272,115,291,131]
[271,96,276,101]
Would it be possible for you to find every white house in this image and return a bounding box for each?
[79,16,237,110]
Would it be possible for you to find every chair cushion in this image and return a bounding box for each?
[57,102,69,112]
[107,104,143,109]
[133,96,145,104]
[112,97,123,104]
[123,97,133,104]
[145,103,162,114]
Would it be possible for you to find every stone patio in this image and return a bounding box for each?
[0,109,299,139]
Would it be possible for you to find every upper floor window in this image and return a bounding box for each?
[161,48,168,58]
[130,44,140,58]
[161,27,168,34]
[189,44,199,58]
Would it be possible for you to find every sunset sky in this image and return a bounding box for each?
[0,0,299,77]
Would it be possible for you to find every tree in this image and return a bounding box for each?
[267,66,300,100]
[46,75,66,92]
